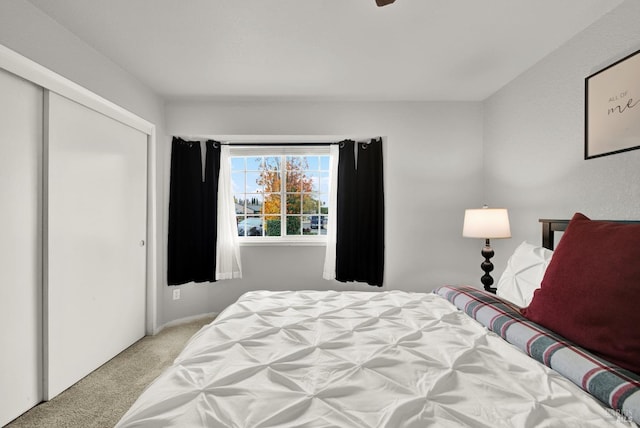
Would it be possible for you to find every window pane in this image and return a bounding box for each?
[285,170,298,192]
[306,172,320,193]
[286,156,304,169]
[231,157,245,171]
[265,215,281,236]
[303,215,316,235]
[320,156,329,170]
[286,170,314,192]
[236,216,245,236]
[320,198,329,215]
[306,156,319,170]
[238,216,263,237]
[264,156,281,171]
[245,171,261,193]
[245,193,263,214]
[306,215,327,234]
[260,170,281,193]
[302,194,319,214]
[318,171,329,194]
[319,215,328,234]
[263,193,281,214]
[236,216,263,236]
[234,195,246,214]
[231,172,245,194]
[286,215,301,235]
[247,156,262,171]
[301,215,310,233]
[286,194,301,214]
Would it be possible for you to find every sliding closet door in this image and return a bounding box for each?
[0,69,43,426]
[45,92,147,399]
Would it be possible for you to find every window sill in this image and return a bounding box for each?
[238,237,327,247]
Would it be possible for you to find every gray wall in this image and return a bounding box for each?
[162,100,484,322]
[0,0,163,125]
[0,1,483,327]
[7,0,637,328]
[483,0,640,260]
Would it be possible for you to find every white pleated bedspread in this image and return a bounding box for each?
[116,290,632,427]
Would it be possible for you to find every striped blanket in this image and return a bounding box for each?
[435,285,640,426]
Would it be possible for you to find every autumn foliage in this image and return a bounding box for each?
[257,156,317,215]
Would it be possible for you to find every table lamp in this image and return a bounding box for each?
[463,206,511,293]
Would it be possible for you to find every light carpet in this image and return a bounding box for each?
[6,316,214,428]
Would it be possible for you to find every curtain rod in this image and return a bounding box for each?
[210,138,380,148]
[174,136,380,148]
[213,142,343,147]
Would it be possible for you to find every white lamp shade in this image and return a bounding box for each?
[463,208,511,239]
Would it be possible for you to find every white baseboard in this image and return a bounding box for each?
[153,312,218,335]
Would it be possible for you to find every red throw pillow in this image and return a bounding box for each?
[523,213,640,374]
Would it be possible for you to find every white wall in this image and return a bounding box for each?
[483,0,640,259]
[163,100,484,322]
[0,0,167,328]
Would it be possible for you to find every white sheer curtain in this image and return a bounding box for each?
[216,146,242,280]
[323,145,339,280]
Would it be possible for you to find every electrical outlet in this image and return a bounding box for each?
[172,288,181,300]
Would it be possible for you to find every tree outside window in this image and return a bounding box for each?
[233,153,330,239]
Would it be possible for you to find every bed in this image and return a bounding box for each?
[116,214,640,427]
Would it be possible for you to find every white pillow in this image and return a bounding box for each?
[496,241,553,307]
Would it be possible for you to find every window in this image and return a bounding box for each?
[231,146,331,242]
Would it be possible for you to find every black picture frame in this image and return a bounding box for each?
[585,48,640,160]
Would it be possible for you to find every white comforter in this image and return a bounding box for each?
[116,290,631,427]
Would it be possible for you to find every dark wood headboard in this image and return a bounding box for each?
[538,219,569,250]
[539,218,640,250]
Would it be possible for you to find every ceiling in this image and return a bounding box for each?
[27,0,623,102]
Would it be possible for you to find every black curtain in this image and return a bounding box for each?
[335,138,385,286]
[167,137,221,285]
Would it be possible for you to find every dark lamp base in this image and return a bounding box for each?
[480,239,496,293]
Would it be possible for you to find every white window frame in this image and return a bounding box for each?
[229,145,332,246]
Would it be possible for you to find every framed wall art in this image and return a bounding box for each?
[585,48,640,159]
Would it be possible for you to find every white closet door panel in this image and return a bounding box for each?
[45,92,147,399]
[0,69,43,426]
